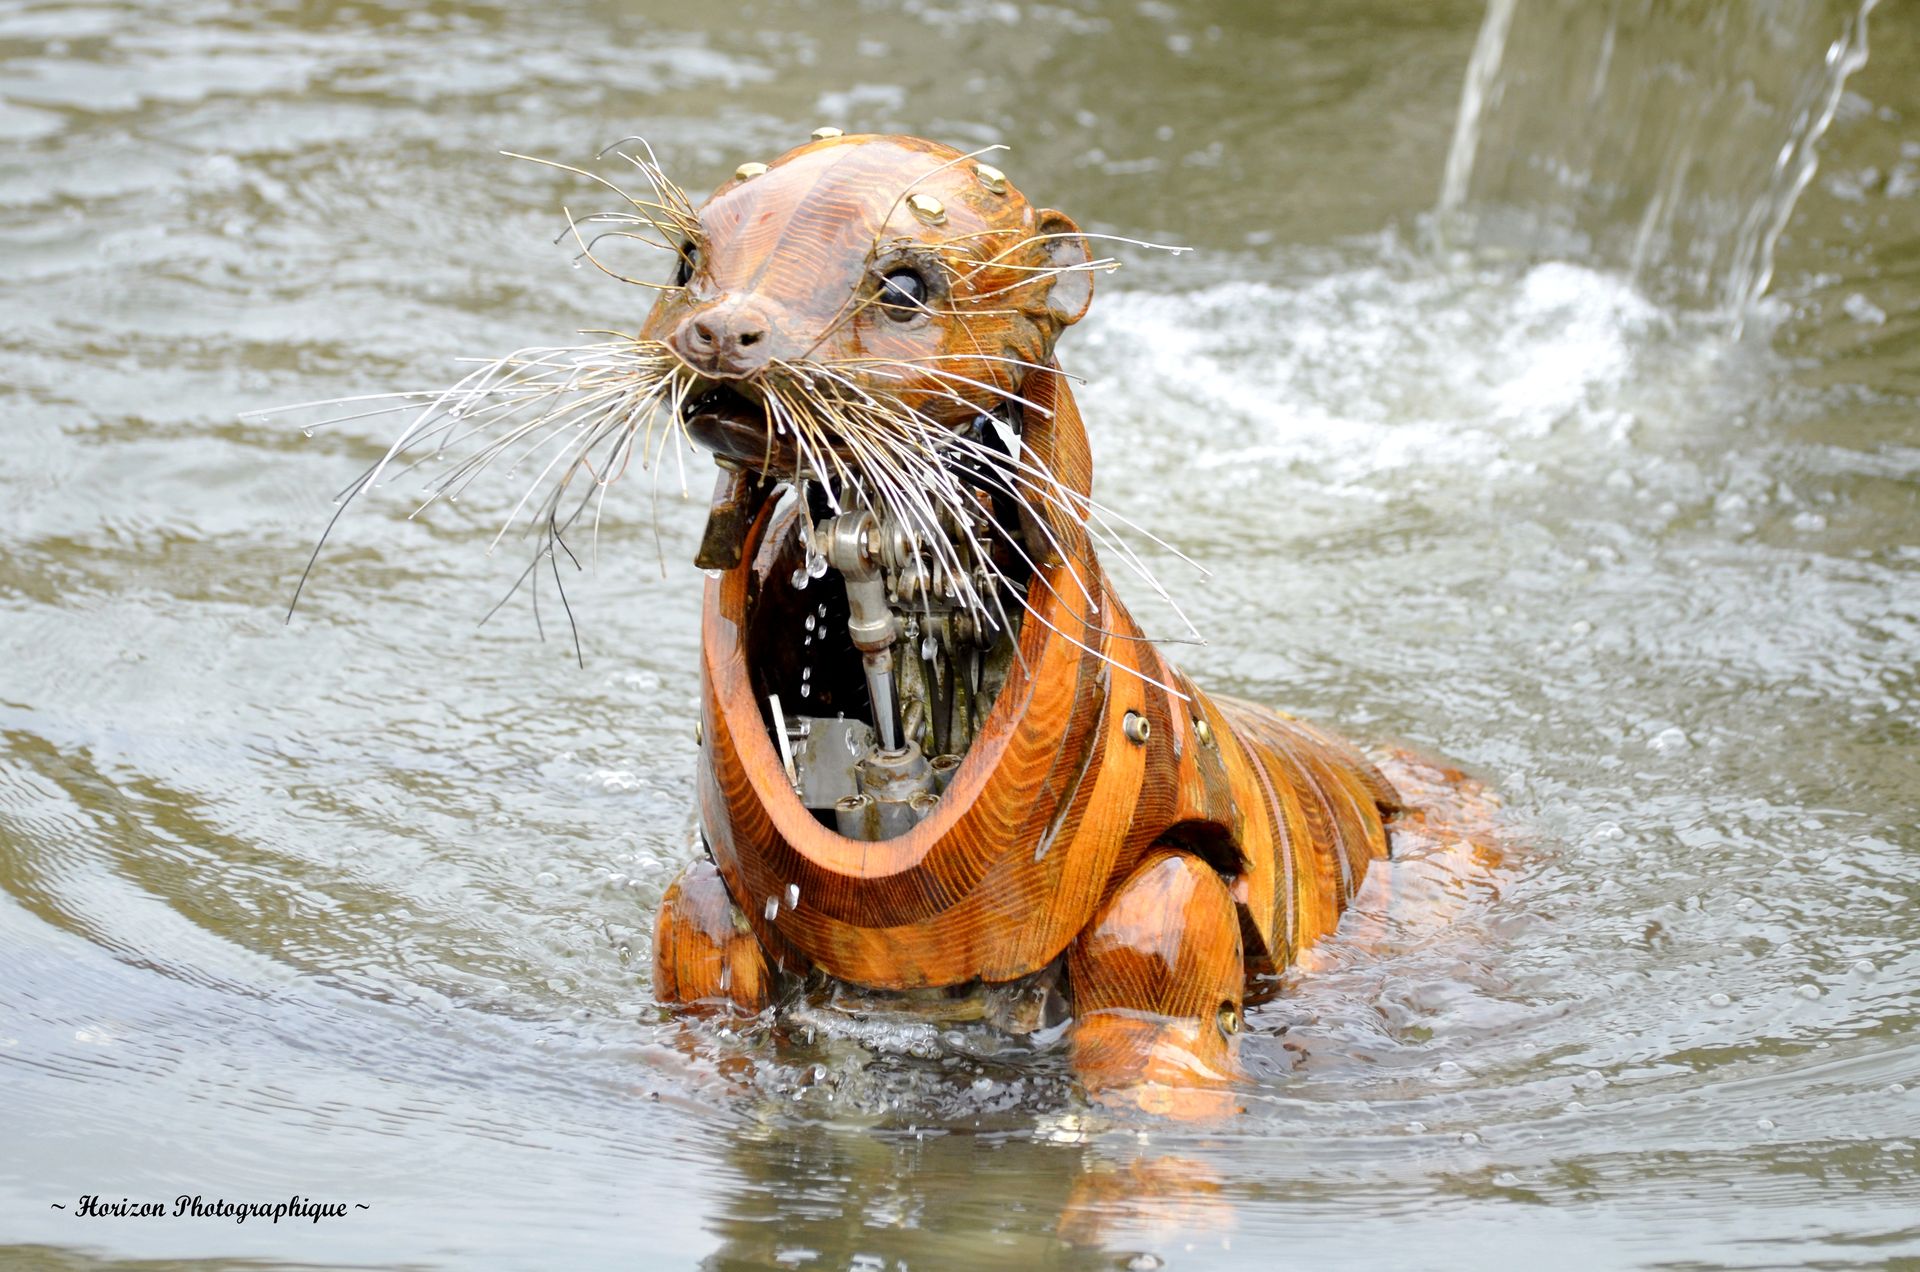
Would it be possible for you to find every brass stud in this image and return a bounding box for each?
[733,161,769,181]
[1193,716,1213,746]
[1122,711,1151,745]
[906,192,947,225]
[810,126,844,141]
[974,162,1008,195]
[1217,1003,1241,1037]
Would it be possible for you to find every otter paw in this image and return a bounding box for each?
[653,859,774,1013]
[1067,851,1246,1118]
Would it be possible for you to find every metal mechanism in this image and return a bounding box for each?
[818,510,901,752]
[779,462,1022,843]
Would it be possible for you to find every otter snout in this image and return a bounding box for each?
[670,297,781,379]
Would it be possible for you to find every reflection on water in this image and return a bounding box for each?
[1,1,1917,1268]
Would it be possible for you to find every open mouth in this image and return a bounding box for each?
[682,381,784,469]
[679,375,979,476]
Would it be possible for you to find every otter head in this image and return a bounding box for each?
[635,134,1095,471]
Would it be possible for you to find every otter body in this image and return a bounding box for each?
[643,134,1420,1109]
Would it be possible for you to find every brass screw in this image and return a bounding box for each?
[733,161,769,181]
[1122,711,1151,745]
[1217,1003,1241,1036]
[811,126,844,140]
[906,192,947,225]
[1193,716,1213,746]
[975,162,1008,195]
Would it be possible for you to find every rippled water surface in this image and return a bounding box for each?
[3,2,1918,1268]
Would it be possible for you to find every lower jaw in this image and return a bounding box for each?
[684,404,796,473]
[681,387,977,479]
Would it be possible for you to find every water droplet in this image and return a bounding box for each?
[1889,1083,1907,1094]
[921,635,937,659]
[1405,1120,1426,1134]
[799,683,810,698]
[805,615,816,632]
[1853,959,1876,976]
[1494,1172,1520,1188]
[817,603,827,617]
[535,871,558,887]
[786,883,800,909]
[791,566,810,590]
[1756,1117,1776,1131]
[1796,984,1821,1000]
[808,553,827,579]
[763,896,779,921]
[801,666,811,680]
[1126,1256,1163,1272]
[1708,991,1732,1007]
[1593,821,1625,842]
[571,259,583,269]
[1459,1131,1480,1146]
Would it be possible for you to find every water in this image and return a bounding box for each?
[2,1,1918,1268]
[1437,0,1879,319]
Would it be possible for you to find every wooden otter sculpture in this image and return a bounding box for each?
[640,133,1429,1113]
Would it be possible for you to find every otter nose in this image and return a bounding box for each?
[672,298,776,377]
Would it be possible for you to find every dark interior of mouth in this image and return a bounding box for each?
[684,384,776,467]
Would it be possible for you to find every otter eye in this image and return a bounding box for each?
[673,242,697,288]
[878,267,928,320]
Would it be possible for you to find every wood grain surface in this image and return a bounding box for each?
[645,133,1423,1101]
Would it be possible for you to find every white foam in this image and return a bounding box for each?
[1074,253,1683,497]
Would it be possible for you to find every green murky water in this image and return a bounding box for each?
[2,2,1916,1268]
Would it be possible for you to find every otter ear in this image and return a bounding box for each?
[1034,209,1093,327]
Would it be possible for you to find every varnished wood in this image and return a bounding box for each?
[647,134,1480,1107]
[1069,851,1245,1118]
[653,859,774,1012]
[693,376,1396,995]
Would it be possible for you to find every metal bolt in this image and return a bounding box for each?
[974,162,1008,195]
[1122,711,1150,745]
[734,161,769,181]
[1193,716,1213,746]
[906,192,947,225]
[811,126,844,140]
[1217,1003,1241,1037]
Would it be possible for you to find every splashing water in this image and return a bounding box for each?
[1436,0,1880,324]
[2,0,1917,1268]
